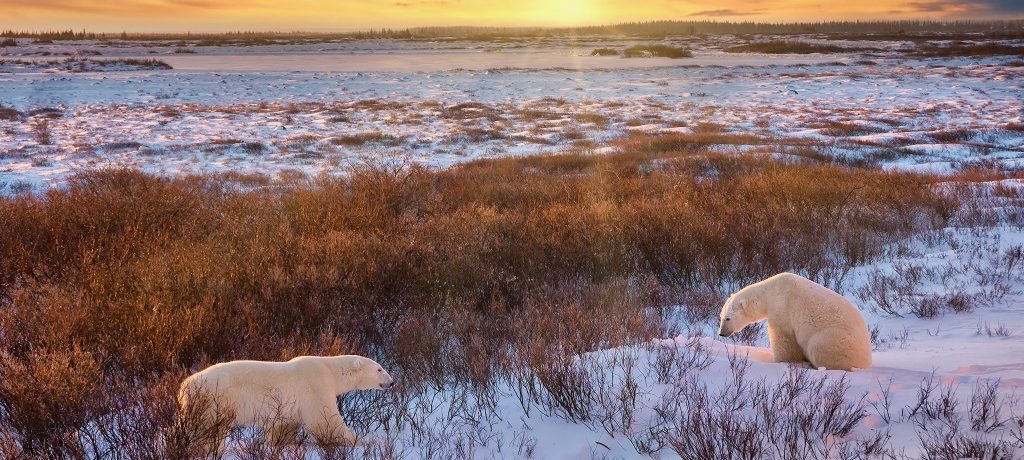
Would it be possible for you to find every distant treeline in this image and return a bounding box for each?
[2,20,1022,41]
[544,19,1024,36]
[412,20,1024,37]
[0,28,413,41]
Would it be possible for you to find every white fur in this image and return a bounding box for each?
[718,272,872,371]
[178,355,394,451]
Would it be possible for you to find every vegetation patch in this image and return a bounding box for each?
[912,43,1024,58]
[724,41,876,54]
[328,131,403,147]
[0,106,22,121]
[590,48,619,56]
[0,58,172,72]
[622,45,692,59]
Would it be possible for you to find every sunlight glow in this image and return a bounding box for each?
[532,0,602,26]
[0,0,1019,32]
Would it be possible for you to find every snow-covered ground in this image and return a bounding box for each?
[2,36,1023,457]
[318,223,1024,459]
[2,37,1022,192]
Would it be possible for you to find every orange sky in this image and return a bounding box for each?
[1,0,1021,32]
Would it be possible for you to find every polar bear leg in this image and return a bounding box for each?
[264,419,301,446]
[191,399,231,458]
[192,425,227,458]
[803,331,854,371]
[767,324,808,364]
[303,400,359,446]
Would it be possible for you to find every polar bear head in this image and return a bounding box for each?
[335,355,395,392]
[718,293,755,337]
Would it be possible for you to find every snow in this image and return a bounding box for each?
[2,38,1023,193]
[2,36,1024,457]
[309,225,1024,459]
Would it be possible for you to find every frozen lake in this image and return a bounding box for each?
[152,50,837,72]
[1,37,1022,191]
[2,34,1024,458]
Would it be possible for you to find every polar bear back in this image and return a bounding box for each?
[179,357,337,425]
[777,274,868,334]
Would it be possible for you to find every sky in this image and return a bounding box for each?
[1,0,1022,32]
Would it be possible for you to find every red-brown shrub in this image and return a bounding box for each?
[0,134,973,454]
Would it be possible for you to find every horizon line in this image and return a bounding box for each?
[4,18,1024,36]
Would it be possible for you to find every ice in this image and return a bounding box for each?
[3,35,1024,457]
[3,44,1021,193]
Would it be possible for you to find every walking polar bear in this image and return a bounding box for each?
[718,272,871,371]
[178,355,394,452]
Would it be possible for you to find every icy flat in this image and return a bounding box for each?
[2,35,1024,458]
[2,37,1022,191]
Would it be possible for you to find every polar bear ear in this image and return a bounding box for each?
[338,357,363,375]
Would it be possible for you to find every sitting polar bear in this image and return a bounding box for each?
[718,272,871,371]
[178,355,394,451]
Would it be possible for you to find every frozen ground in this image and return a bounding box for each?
[1,36,1022,191]
[2,36,1024,458]
[314,224,1024,459]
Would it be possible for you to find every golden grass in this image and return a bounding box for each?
[0,133,977,455]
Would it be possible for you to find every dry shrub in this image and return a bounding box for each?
[637,362,870,459]
[329,132,403,147]
[32,119,51,145]
[929,128,976,144]
[0,134,974,454]
[575,112,608,125]
[622,45,691,58]
[817,120,883,137]
[0,348,101,457]
[0,106,22,121]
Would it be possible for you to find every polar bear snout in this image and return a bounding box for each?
[718,316,736,337]
[377,368,395,389]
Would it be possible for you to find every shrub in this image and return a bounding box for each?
[929,128,976,144]
[328,131,403,147]
[0,134,971,454]
[31,119,51,145]
[590,48,619,56]
[622,45,692,58]
[0,106,22,121]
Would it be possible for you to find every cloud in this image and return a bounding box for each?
[899,0,1024,14]
[901,0,981,12]
[687,9,764,17]
[904,1,958,11]
[982,0,1024,12]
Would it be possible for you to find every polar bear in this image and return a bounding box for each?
[717,272,871,371]
[178,355,394,453]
